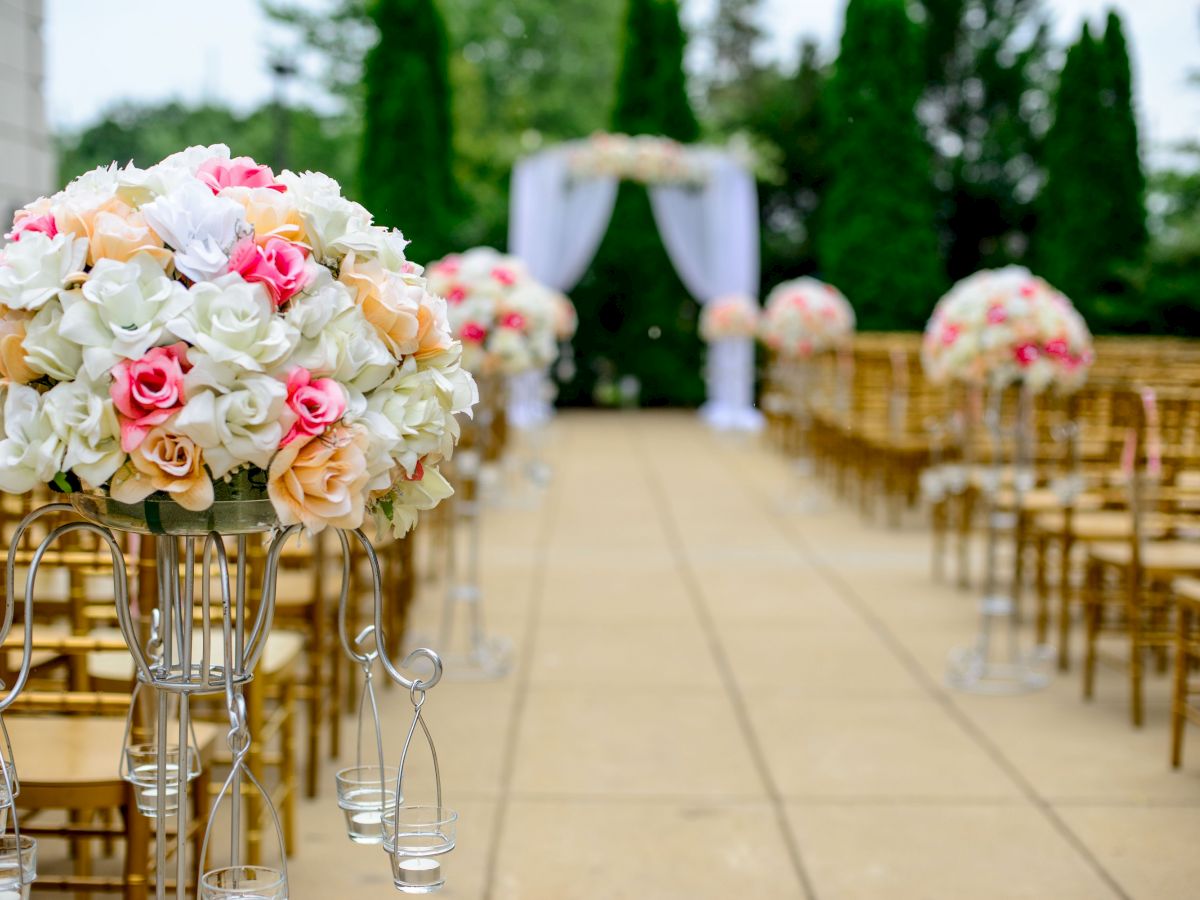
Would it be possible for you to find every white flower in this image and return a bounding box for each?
[116,161,199,208]
[59,253,190,379]
[0,383,62,493]
[0,232,87,311]
[23,298,83,380]
[141,180,245,282]
[285,269,353,338]
[288,299,394,393]
[158,144,231,172]
[276,170,372,262]
[175,366,290,478]
[169,275,297,374]
[375,465,454,537]
[41,377,124,488]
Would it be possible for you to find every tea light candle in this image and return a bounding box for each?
[396,857,441,887]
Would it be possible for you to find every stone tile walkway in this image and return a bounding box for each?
[291,411,1200,899]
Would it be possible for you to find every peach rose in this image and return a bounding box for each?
[110,424,214,511]
[89,205,171,267]
[0,306,36,383]
[267,424,369,531]
[223,186,305,244]
[338,251,423,357]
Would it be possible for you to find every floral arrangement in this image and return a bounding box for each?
[567,133,708,186]
[699,294,759,342]
[921,266,1094,392]
[758,277,855,358]
[426,248,559,376]
[0,145,477,535]
[552,292,578,342]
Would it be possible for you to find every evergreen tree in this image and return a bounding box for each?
[358,0,458,261]
[566,0,703,406]
[818,0,943,330]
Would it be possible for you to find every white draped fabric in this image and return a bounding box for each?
[509,142,762,430]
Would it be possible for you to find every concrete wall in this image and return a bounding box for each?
[0,0,53,224]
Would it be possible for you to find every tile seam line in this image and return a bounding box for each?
[632,416,819,900]
[479,434,564,900]
[720,439,1132,900]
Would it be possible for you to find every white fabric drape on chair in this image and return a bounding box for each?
[507,144,762,431]
[649,153,762,430]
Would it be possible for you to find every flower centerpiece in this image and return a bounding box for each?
[426,248,559,376]
[758,277,855,358]
[699,294,759,342]
[0,145,477,535]
[921,266,1093,392]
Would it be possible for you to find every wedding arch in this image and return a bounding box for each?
[508,134,762,430]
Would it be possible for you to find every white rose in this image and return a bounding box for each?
[116,161,199,208]
[375,464,454,537]
[175,367,290,478]
[141,180,245,282]
[0,231,88,311]
[0,383,63,492]
[490,326,533,374]
[276,170,372,262]
[23,298,84,380]
[59,253,191,379]
[41,377,124,488]
[362,360,455,475]
[159,144,232,172]
[284,270,353,338]
[169,275,297,374]
[288,301,393,393]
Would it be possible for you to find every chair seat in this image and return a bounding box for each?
[85,629,305,683]
[1173,576,1200,607]
[1089,540,1200,574]
[1034,510,1172,541]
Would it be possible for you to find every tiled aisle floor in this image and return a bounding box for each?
[292,411,1200,899]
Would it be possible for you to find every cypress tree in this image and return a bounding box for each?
[359,0,458,261]
[566,0,703,406]
[818,0,943,330]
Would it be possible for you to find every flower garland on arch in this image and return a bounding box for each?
[566,133,709,186]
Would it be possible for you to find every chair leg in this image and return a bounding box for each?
[70,808,93,900]
[1130,585,1145,728]
[1058,534,1076,672]
[1013,512,1028,623]
[283,679,298,855]
[1083,561,1101,700]
[1171,606,1192,768]
[1034,533,1049,644]
[124,786,149,900]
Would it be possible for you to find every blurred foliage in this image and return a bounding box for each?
[818,0,944,329]
[359,0,459,260]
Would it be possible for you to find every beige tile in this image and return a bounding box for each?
[530,619,720,688]
[786,802,1121,899]
[1056,805,1200,900]
[748,695,1022,800]
[491,799,803,900]
[721,624,926,697]
[538,568,696,623]
[510,686,765,799]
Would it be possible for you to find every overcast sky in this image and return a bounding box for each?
[45,0,1200,163]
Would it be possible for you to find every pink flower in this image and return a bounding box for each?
[1044,338,1069,359]
[282,368,347,446]
[446,285,467,304]
[500,311,526,330]
[460,322,487,343]
[433,256,460,276]
[491,266,517,286]
[228,237,313,307]
[196,156,285,194]
[940,323,960,346]
[1014,343,1039,366]
[1019,282,1037,298]
[110,343,191,452]
[5,214,57,242]
[986,304,1007,324]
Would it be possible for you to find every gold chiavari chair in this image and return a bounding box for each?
[1170,576,1200,767]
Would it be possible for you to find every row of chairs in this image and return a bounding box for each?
[764,334,1200,771]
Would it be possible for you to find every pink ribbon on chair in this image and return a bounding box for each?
[1141,388,1162,479]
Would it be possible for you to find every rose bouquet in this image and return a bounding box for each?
[567,133,707,186]
[0,145,477,535]
[426,248,559,376]
[758,277,855,358]
[921,267,1093,392]
[699,294,759,342]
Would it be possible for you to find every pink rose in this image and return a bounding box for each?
[111,343,191,452]
[5,214,57,242]
[500,311,526,330]
[1019,282,1037,298]
[1044,338,1069,359]
[1014,343,1039,366]
[986,304,1007,324]
[491,266,517,286]
[282,368,347,446]
[460,322,487,343]
[446,285,467,304]
[940,323,960,346]
[433,257,460,276]
[228,237,313,307]
[196,156,285,194]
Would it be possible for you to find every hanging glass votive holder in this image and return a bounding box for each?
[199,866,286,900]
[0,718,20,809]
[382,806,457,893]
[123,743,201,818]
[336,765,400,845]
[0,834,36,899]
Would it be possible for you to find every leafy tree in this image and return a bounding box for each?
[565,0,703,406]
[917,0,1054,279]
[359,0,458,261]
[819,0,944,330]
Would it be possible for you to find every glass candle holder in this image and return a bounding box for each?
[0,835,36,900]
[0,756,19,808]
[382,806,457,894]
[199,866,286,900]
[123,744,200,818]
[335,765,399,845]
